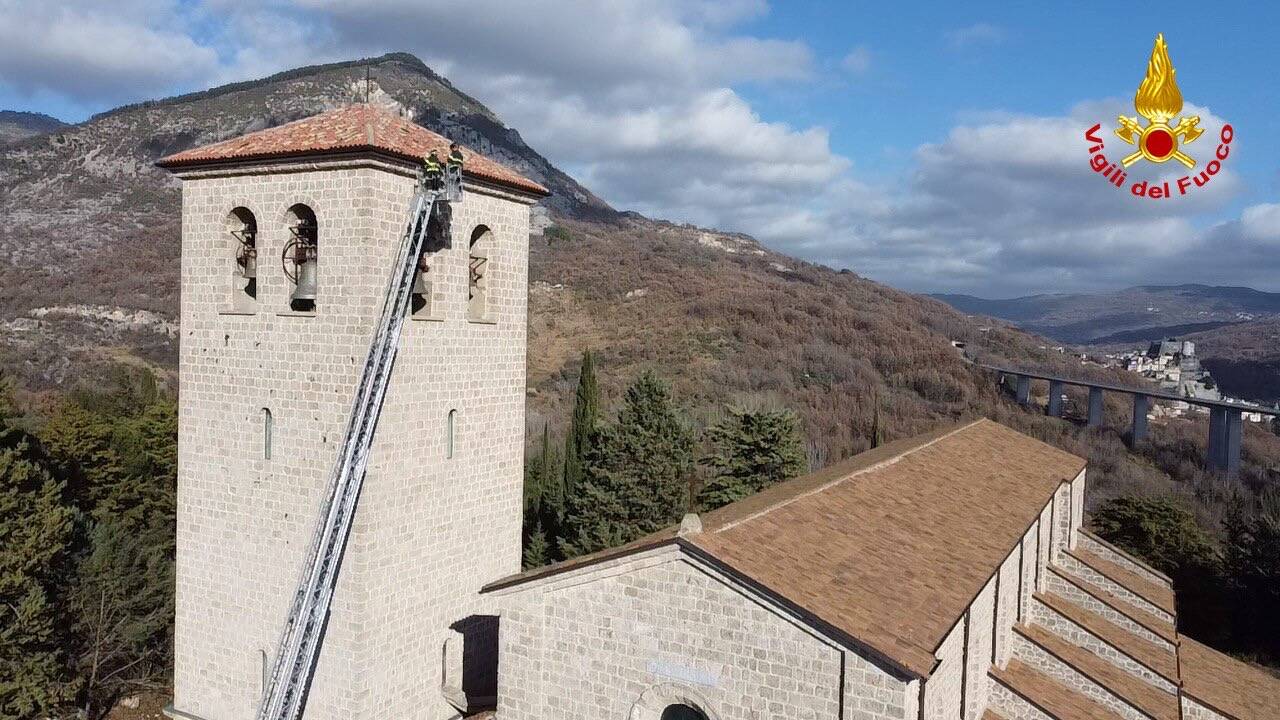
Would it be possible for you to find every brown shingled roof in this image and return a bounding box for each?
[485,418,1086,678]
[157,104,548,196]
[1179,636,1280,720]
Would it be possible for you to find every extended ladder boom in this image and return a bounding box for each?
[256,178,447,720]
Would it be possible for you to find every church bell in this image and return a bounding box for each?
[291,258,318,303]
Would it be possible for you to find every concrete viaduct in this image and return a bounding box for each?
[978,363,1278,479]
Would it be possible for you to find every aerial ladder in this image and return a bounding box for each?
[255,165,462,720]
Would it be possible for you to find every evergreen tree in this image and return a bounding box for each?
[40,401,122,512]
[69,518,174,719]
[562,350,599,498]
[522,522,552,569]
[560,372,694,557]
[1222,490,1280,657]
[699,408,807,510]
[0,381,76,718]
[522,423,562,567]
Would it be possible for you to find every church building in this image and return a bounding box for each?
[159,106,1279,720]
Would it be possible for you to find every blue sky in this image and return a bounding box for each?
[1,1,1276,296]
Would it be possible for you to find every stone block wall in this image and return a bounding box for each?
[171,158,531,720]
[963,579,996,720]
[493,548,916,720]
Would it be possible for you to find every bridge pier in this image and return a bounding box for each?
[1225,410,1243,479]
[1015,375,1031,406]
[1046,380,1065,417]
[1131,394,1149,446]
[1207,407,1225,471]
[1087,387,1104,427]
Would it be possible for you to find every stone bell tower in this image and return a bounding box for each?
[158,105,547,720]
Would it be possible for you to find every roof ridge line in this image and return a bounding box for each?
[713,419,983,534]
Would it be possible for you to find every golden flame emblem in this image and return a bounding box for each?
[1115,34,1203,168]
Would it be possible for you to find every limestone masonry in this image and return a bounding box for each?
[161,106,1280,720]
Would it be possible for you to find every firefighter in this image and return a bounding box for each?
[447,142,465,172]
[423,150,443,188]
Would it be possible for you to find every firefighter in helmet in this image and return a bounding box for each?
[423,150,443,188]
[447,142,465,173]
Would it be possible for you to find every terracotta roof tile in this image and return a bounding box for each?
[487,419,1086,678]
[1179,636,1280,720]
[157,104,548,196]
[1066,548,1177,616]
[1034,591,1178,682]
[1047,566,1177,643]
[1015,623,1178,720]
[990,660,1127,720]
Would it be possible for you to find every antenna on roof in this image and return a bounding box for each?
[364,67,371,104]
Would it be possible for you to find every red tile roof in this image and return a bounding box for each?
[157,104,548,196]
[486,419,1087,677]
[1180,636,1280,720]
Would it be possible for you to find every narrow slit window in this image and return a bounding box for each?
[263,408,273,460]
[447,409,456,459]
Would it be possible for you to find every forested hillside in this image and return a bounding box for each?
[1,53,1279,718]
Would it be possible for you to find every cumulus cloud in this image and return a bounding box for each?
[841,46,872,75]
[0,0,1269,296]
[792,99,1255,295]
[945,22,1004,49]
[0,0,220,103]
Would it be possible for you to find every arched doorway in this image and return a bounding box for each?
[661,704,708,720]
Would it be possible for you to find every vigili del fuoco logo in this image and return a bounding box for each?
[1085,33,1233,199]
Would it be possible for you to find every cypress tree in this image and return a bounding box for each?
[560,372,693,557]
[562,351,599,500]
[699,408,807,510]
[522,423,562,566]
[0,382,76,717]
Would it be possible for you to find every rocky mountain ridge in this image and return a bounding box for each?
[0,109,67,144]
[934,284,1280,345]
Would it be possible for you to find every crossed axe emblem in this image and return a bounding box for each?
[1114,114,1203,169]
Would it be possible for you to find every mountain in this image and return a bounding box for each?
[5,52,1280,680]
[0,52,1275,497]
[0,110,67,144]
[934,284,1280,345]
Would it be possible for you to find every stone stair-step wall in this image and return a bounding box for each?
[1076,532,1173,591]
[1008,629,1151,720]
[1042,569,1174,650]
[1057,552,1174,625]
[1029,595,1178,695]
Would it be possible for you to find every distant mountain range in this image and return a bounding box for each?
[0,110,67,144]
[0,51,1097,464]
[933,284,1280,345]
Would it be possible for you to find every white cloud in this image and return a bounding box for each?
[841,46,872,75]
[0,0,220,103]
[0,0,1270,297]
[946,22,1004,49]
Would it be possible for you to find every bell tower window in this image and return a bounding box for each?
[411,253,433,318]
[468,226,491,322]
[661,705,709,720]
[227,207,257,311]
[283,204,318,313]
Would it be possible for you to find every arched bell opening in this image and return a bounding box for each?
[283,204,318,312]
[226,207,258,310]
[467,225,492,321]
